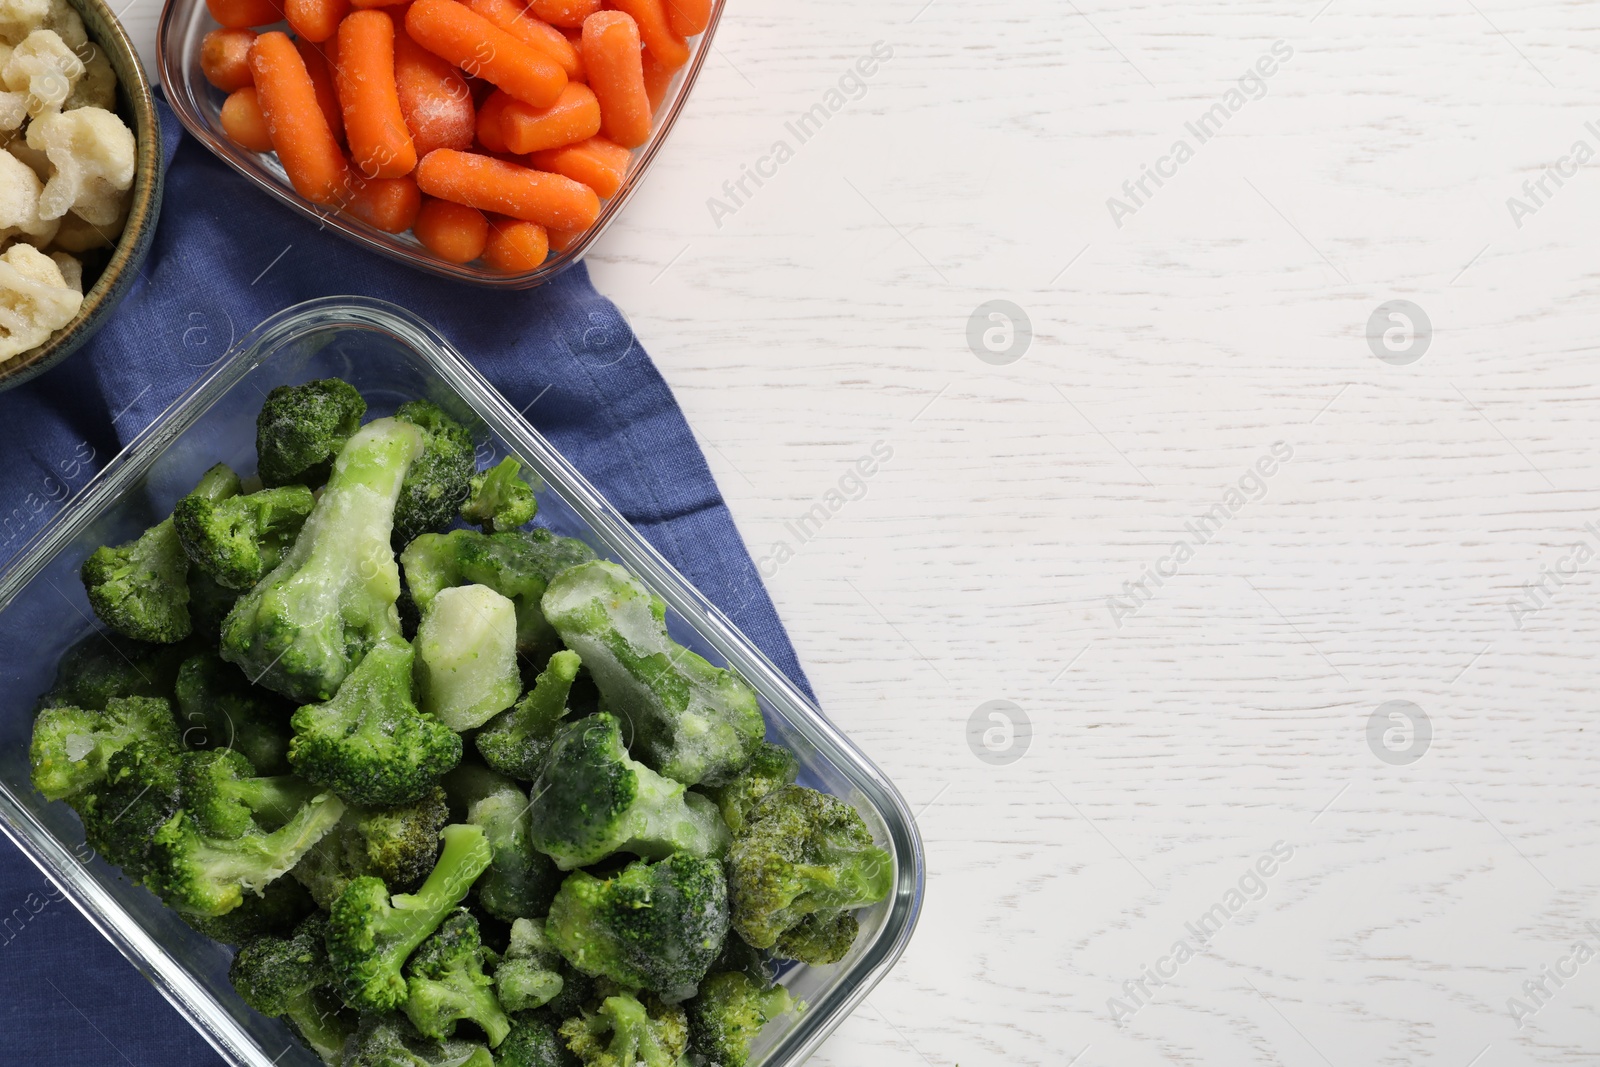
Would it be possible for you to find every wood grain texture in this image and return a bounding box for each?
[121,0,1600,1062]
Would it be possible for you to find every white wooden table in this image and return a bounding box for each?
[119,1,1600,1063]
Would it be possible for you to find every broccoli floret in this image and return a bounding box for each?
[327,823,493,1012]
[291,786,450,908]
[546,852,730,1002]
[494,917,565,1012]
[476,649,580,781]
[81,464,241,643]
[221,417,425,703]
[414,584,522,731]
[77,741,184,882]
[497,1015,579,1067]
[461,457,537,534]
[403,908,511,1046]
[529,713,729,871]
[685,971,801,1067]
[231,914,357,1064]
[35,633,187,712]
[146,788,346,917]
[558,993,689,1067]
[288,637,462,806]
[391,400,476,549]
[444,764,562,922]
[541,562,764,787]
[256,377,366,489]
[725,786,892,964]
[175,483,316,591]
[178,749,323,839]
[341,1015,495,1067]
[175,650,293,775]
[705,742,799,835]
[182,877,315,944]
[30,695,179,801]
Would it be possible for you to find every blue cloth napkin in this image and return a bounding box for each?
[0,99,806,1065]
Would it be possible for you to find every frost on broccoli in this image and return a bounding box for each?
[291,786,450,908]
[558,993,689,1067]
[446,764,562,922]
[341,1015,495,1067]
[230,914,356,1064]
[174,482,316,591]
[403,908,511,1046]
[391,400,475,549]
[29,694,179,801]
[255,377,366,489]
[175,650,294,776]
[476,649,580,782]
[497,1015,579,1067]
[705,741,799,835]
[685,971,801,1067]
[413,584,521,731]
[77,741,183,884]
[461,456,537,534]
[493,917,564,1013]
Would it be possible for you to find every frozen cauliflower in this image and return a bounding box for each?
[0,0,48,44]
[26,104,133,225]
[4,29,84,114]
[63,41,109,109]
[0,242,81,361]
[0,145,57,244]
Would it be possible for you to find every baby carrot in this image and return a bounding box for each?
[475,89,511,153]
[500,82,600,154]
[350,0,408,7]
[286,0,349,41]
[641,49,672,111]
[346,174,422,230]
[249,31,350,204]
[336,10,418,179]
[295,36,345,145]
[483,216,549,271]
[201,29,256,91]
[560,26,586,80]
[405,0,567,108]
[663,0,708,37]
[416,148,600,229]
[206,0,282,28]
[220,86,273,150]
[413,196,489,261]
[546,223,585,252]
[528,134,627,196]
[464,0,581,78]
[528,0,597,28]
[582,11,649,148]
[608,0,686,70]
[393,26,475,156]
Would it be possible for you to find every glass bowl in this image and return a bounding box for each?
[156,1,722,287]
[0,297,925,1067]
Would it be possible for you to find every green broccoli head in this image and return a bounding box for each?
[327,823,493,1013]
[77,740,184,883]
[461,457,538,534]
[256,377,366,488]
[445,764,563,922]
[174,650,294,776]
[527,713,730,871]
[341,1015,495,1067]
[494,917,565,1013]
[403,908,512,1046]
[30,695,179,801]
[174,483,316,591]
[546,851,730,1002]
[540,561,764,787]
[35,633,188,712]
[222,417,424,704]
[287,637,462,807]
[391,400,476,549]
[497,1015,579,1067]
[725,786,893,964]
[558,993,689,1067]
[231,914,357,1063]
[705,742,799,835]
[181,876,315,944]
[685,971,801,1067]
[178,749,323,839]
[476,649,581,782]
[291,786,450,908]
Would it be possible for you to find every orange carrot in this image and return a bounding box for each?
[663,0,708,37]
[528,133,626,196]
[347,174,422,230]
[560,26,586,79]
[546,223,584,251]
[294,36,345,145]
[201,29,257,92]
[608,0,686,70]
[413,196,489,261]
[206,0,283,28]
[475,89,511,152]
[500,82,599,154]
[249,32,351,204]
[286,0,348,41]
[581,11,649,148]
[350,0,408,7]
[405,0,567,108]
[220,86,274,150]
[483,215,549,270]
[416,148,600,228]
[464,0,582,78]
[393,26,475,156]
[640,49,672,111]
[336,11,418,179]
[528,0,597,28]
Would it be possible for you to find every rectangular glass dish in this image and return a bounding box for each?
[0,297,924,1067]
[157,0,723,287]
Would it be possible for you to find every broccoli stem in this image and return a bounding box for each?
[188,794,348,894]
[374,825,493,980]
[226,776,325,829]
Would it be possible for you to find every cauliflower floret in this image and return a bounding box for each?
[0,44,21,130]
[0,0,47,46]
[2,127,46,176]
[0,241,81,361]
[25,104,133,224]
[3,30,83,114]
[0,146,58,244]
[38,0,82,50]
[63,41,111,109]
[49,249,78,291]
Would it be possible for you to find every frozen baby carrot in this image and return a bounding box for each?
[483,216,548,271]
[416,148,600,229]
[608,0,686,70]
[405,0,567,108]
[529,0,598,28]
[528,134,626,196]
[207,0,282,28]
[201,29,257,92]
[664,0,708,37]
[500,82,599,154]
[336,11,419,179]
[464,0,582,78]
[393,26,475,156]
[582,11,649,148]
[249,32,351,204]
[220,86,273,151]
[640,49,672,111]
[350,0,408,7]
[413,196,488,261]
[295,37,345,144]
[287,0,350,42]
[346,175,422,230]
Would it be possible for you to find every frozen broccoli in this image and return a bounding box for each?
[30,694,179,801]
[685,971,800,1067]
[221,417,424,703]
[391,400,475,549]
[35,633,187,712]
[725,786,892,965]
[174,650,293,776]
[497,1015,578,1067]
[181,877,315,944]
[476,649,580,782]
[255,377,366,489]
[175,482,316,591]
[326,823,493,1012]
[292,786,451,908]
[558,993,689,1067]
[546,852,730,1002]
[461,457,537,534]
[540,562,763,787]
[494,917,564,1013]
[287,637,462,807]
[445,764,562,922]
[178,749,323,839]
[414,584,522,731]
[77,741,184,883]
[341,1015,495,1067]
[231,914,356,1064]
[705,742,799,835]
[527,713,730,871]
[403,908,511,1046]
